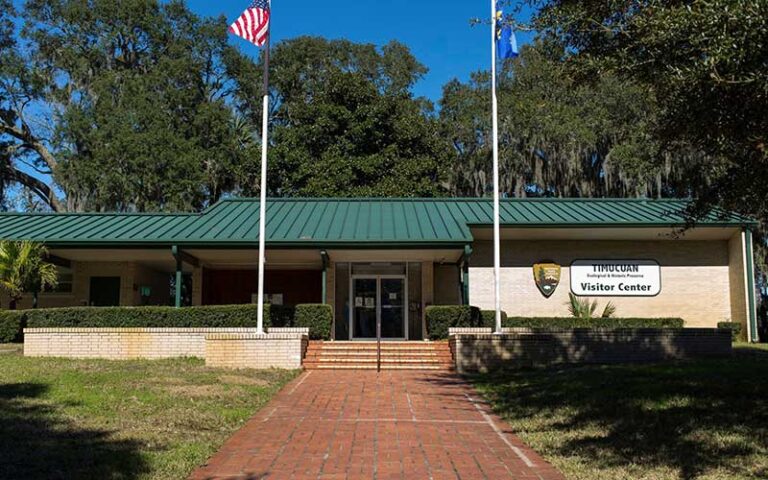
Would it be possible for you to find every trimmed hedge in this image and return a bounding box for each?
[480,310,508,328]
[503,317,685,329]
[427,305,685,339]
[25,305,265,329]
[717,321,742,341]
[0,311,25,343]
[426,306,482,340]
[294,304,333,340]
[19,303,334,341]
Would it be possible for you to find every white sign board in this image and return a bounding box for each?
[571,260,661,297]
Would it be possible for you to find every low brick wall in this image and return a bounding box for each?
[449,328,732,373]
[206,329,308,370]
[23,327,307,370]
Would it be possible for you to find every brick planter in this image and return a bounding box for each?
[23,327,308,370]
[449,327,732,373]
[205,329,308,370]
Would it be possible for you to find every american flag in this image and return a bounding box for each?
[229,0,271,47]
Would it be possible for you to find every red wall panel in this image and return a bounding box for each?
[202,269,322,306]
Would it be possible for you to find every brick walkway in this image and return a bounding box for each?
[190,371,564,480]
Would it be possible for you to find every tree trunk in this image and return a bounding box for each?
[33,291,39,309]
[9,298,18,310]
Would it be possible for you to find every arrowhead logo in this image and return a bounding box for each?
[533,262,561,298]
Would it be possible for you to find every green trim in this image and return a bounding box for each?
[745,229,758,342]
[39,242,472,249]
[467,222,756,229]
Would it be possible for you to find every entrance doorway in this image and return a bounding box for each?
[350,276,407,340]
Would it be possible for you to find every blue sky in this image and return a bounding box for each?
[9,0,535,101]
[189,0,534,102]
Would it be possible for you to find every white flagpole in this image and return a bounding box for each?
[256,29,271,335]
[491,0,502,334]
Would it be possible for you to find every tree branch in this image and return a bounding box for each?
[0,123,59,172]
[6,166,65,212]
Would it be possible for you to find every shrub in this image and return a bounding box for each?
[294,304,333,340]
[717,321,743,341]
[25,305,265,329]
[0,310,25,343]
[503,317,685,329]
[480,310,508,328]
[426,305,481,340]
[567,293,617,319]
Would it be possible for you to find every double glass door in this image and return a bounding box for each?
[351,276,406,339]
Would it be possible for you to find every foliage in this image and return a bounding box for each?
[480,309,508,328]
[262,37,447,198]
[24,305,265,328]
[425,305,482,339]
[0,240,57,308]
[438,41,701,198]
[1,0,259,212]
[0,310,23,342]
[0,351,297,479]
[717,321,743,342]
[527,0,768,241]
[22,303,332,339]
[503,317,684,329]
[567,292,616,319]
[294,304,333,340]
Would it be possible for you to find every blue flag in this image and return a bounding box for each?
[496,3,519,59]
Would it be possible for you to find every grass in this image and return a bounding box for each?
[0,344,298,480]
[472,344,768,480]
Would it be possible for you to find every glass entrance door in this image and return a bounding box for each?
[352,278,377,339]
[351,276,407,340]
[380,278,405,338]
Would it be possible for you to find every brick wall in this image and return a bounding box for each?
[449,328,732,373]
[206,330,308,369]
[468,239,738,328]
[23,327,308,370]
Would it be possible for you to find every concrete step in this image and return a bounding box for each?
[305,364,453,371]
[304,341,454,371]
[305,357,451,364]
[305,352,451,357]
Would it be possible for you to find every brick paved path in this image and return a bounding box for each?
[190,370,564,480]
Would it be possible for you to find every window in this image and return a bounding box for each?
[50,266,73,293]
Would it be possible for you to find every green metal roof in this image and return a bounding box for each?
[0,198,754,247]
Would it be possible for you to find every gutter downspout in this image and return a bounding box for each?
[172,246,183,308]
[745,228,759,342]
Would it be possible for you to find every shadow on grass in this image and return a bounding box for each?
[473,358,768,479]
[0,382,149,479]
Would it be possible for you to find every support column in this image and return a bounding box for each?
[172,246,182,308]
[422,261,434,340]
[320,250,330,304]
[462,245,473,305]
[745,228,758,342]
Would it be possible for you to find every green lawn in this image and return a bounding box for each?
[472,345,768,480]
[0,345,298,480]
